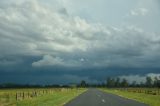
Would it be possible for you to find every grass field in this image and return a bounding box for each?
[0,88,87,106]
[101,88,160,106]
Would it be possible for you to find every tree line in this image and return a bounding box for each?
[0,76,160,88]
[106,76,160,88]
[0,83,70,89]
[79,76,160,88]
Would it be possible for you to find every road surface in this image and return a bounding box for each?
[65,89,148,106]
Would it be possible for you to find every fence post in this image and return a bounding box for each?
[16,93,18,101]
[27,92,29,98]
[22,92,25,99]
[34,91,37,96]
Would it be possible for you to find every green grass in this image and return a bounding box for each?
[0,88,87,106]
[101,88,160,106]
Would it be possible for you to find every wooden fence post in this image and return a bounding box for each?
[22,92,25,99]
[16,93,18,101]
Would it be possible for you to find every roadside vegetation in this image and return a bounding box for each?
[100,76,160,106]
[105,76,160,88]
[0,88,86,106]
[0,76,159,106]
[101,88,160,106]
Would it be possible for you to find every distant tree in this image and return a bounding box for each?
[80,80,87,87]
[139,82,145,87]
[121,78,129,87]
[131,81,137,87]
[153,77,158,87]
[158,76,160,88]
[153,76,160,88]
[101,82,106,88]
[106,77,115,88]
[115,77,120,87]
[145,76,153,87]
[106,77,111,87]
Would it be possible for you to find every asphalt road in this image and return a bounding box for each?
[65,88,148,106]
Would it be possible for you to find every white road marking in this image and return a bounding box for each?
[102,99,105,103]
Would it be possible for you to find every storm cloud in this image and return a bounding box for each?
[0,0,160,84]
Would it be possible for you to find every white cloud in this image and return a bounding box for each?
[119,73,160,84]
[80,58,85,62]
[32,55,64,67]
[131,8,148,16]
[147,73,160,79]
[32,55,81,67]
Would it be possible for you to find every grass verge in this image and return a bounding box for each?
[101,88,160,106]
[0,88,87,106]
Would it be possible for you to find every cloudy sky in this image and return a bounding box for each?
[0,0,160,84]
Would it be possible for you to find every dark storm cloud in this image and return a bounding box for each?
[0,0,160,68]
[0,0,160,84]
[0,65,159,84]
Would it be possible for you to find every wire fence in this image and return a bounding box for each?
[0,88,72,105]
[115,88,160,95]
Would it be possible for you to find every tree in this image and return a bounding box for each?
[158,76,160,88]
[121,78,129,87]
[153,77,158,87]
[106,77,115,87]
[153,76,160,88]
[80,80,87,87]
[131,81,137,87]
[115,77,120,87]
[145,76,153,87]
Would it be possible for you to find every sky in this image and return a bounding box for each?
[0,0,160,84]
